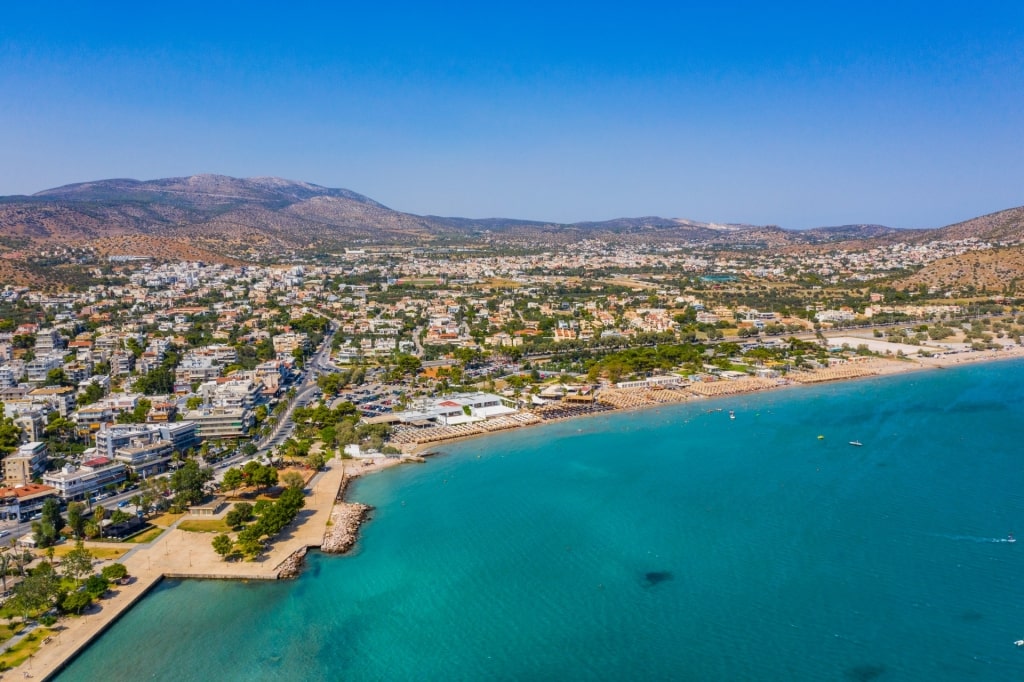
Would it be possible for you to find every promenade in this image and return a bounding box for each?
[21,457,361,681]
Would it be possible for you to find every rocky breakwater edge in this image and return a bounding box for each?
[278,457,425,578]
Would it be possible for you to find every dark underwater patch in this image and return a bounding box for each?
[643,571,673,587]
[846,663,886,681]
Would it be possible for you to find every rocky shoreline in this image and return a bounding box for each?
[321,502,373,554]
[276,546,308,579]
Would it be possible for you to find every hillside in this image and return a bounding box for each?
[0,175,1022,267]
[896,245,1024,293]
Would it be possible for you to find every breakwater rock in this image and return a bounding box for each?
[277,546,308,579]
[321,502,373,554]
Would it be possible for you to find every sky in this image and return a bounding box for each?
[1,2,1023,229]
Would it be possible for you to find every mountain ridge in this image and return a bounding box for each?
[0,175,1021,260]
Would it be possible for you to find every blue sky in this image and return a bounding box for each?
[1,2,1023,228]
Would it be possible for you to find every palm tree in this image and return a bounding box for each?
[0,550,11,594]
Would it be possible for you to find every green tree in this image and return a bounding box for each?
[44,368,68,386]
[117,398,152,424]
[170,459,214,507]
[306,450,326,471]
[0,550,11,594]
[225,502,254,529]
[0,404,22,456]
[212,534,233,560]
[61,589,92,615]
[66,502,87,539]
[61,542,94,585]
[222,467,245,494]
[11,567,61,620]
[79,381,106,406]
[83,573,110,598]
[32,498,65,548]
[186,395,203,410]
[235,528,263,560]
[100,563,128,582]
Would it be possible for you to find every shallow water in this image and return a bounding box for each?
[57,360,1024,681]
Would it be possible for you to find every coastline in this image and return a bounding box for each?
[24,345,1024,680]
[401,345,1024,456]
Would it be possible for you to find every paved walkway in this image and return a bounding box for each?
[20,458,355,681]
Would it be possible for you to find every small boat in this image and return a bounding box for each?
[849,441,863,447]
[1009,534,1017,544]
[817,435,825,440]
[1016,639,1024,646]
[729,411,735,420]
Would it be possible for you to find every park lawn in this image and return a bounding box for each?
[124,527,164,544]
[149,512,184,528]
[0,625,53,670]
[0,620,25,642]
[177,519,231,533]
[52,545,127,561]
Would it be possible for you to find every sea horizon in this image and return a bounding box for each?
[56,359,1024,681]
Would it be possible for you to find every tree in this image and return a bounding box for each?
[282,471,305,490]
[186,395,203,410]
[61,542,94,585]
[44,368,68,387]
[32,498,65,548]
[225,502,254,529]
[222,468,245,495]
[79,381,105,406]
[66,502,87,539]
[83,573,110,598]
[0,404,22,456]
[0,550,11,594]
[212,534,233,560]
[61,589,92,615]
[235,528,263,560]
[101,563,129,582]
[307,448,326,471]
[11,568,61,620]
[117,398,152,424]
[170,459,214,507]
[242,461,277,493]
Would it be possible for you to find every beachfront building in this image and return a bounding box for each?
[113,440,174,477]
[615,375,685,390]
[382,392,517,427]
[94,422,198,460]
[181,407,252,439]
[3,441,48,487]
[0,483,59,522]
[43,457,128,501]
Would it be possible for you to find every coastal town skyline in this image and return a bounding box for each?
[3,3,1024,229]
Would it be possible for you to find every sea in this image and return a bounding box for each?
[57,360,1024,681]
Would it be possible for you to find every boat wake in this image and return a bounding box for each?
[932,534,1016,544]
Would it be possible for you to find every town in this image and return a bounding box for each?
[0,234,1021,672]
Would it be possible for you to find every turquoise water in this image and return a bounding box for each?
[58,361,1024,681]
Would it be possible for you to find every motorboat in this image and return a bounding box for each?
[849,441,863,447]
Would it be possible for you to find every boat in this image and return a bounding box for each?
[1009,534,1016,544]
[729,410,735,420]
[849,441,863,447]
[1016,639,1024,647]
[817,435,825,440]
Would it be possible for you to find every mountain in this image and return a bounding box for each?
[928,206,1024,243]
[0,175,1021,265]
